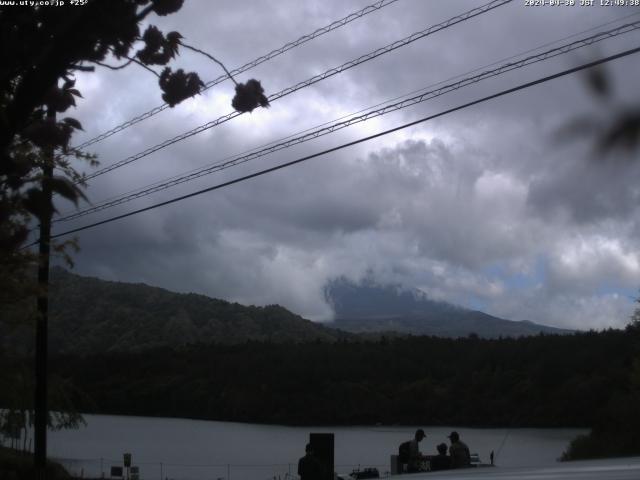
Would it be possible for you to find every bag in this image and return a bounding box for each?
[398,441,411,463]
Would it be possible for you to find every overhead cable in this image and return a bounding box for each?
[71,0,402,151]
[79,0,513,182]
[42,45,640,242]
[56,21,640,223]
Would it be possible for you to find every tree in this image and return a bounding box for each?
[1,1,199,256]
[0,0,270,257]
[561,65,640,158]
[0,363,85,454]
[0,1,269,475]
[559,69,640,461]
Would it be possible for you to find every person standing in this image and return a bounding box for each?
[448,431,471,468]
[298,443,323,480]
[408,428,427,472]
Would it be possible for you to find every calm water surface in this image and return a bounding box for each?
[48,414,586,480]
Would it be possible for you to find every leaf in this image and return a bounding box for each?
[165,31,182,57]
[231,79,270,113]
[49,176,87,205]
[22,118,59,149]
[137,25,178,65]
[159,68,203,106]
[62,117,84,131]
[142,25,164,50]
[554,116,601,145]
[44,86,75,112]
[21,187,50,220]
[65,92,77,108]
[585,66,609,98]
[598,111,640,154]
[151,0,184,16]
[63,78,76,90]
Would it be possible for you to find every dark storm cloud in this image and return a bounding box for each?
[58,1,640,329]
[527,151,640,224]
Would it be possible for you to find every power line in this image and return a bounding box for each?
[55,20,640,223]
[42,45,640,243]
[71,0,402,152]
[52,10,640,225]
[98,7,640,193]
[59,20,640,220]
[79,0,513,183]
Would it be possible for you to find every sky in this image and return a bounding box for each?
[49,0,640,330]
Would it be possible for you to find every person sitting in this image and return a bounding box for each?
[430,443,451,471]
[448,431,471,469]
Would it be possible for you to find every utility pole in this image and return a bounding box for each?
[34,107,55,479]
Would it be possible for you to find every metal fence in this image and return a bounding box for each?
[53,457,391,480]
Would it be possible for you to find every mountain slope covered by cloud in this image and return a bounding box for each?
[325,276,573,338]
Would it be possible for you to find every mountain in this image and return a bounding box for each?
[0,270,571,356]
[0,267,351,355]
[324,277,572,338]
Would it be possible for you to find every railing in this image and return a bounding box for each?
[53,457,391,480]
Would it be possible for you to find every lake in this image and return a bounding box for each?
[47,414,586,480]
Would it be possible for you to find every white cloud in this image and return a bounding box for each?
[57,1,640,331]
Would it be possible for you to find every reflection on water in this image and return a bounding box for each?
[48,414,586,480]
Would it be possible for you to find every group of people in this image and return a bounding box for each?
[297,428,474,479]
[403,428,472,472]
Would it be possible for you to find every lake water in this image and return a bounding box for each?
[46,414,586,480]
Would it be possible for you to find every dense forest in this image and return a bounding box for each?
[6,328,633,431]
[0,267,572,355]
[0,268,351,356]
[0,269,572,357]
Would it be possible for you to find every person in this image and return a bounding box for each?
[448,431,471,469]
[298,443,323,480]
[430,443,451,471]
[408,428,427,472]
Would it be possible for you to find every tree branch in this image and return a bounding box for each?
[70,64,96,72]
[136,4,154,21]
[124,55,161,78]
[95,59,134,71]
[179,41,238,86]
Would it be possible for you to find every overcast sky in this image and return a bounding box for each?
[50,0,640,330]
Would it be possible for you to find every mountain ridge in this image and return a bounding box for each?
[1,269,572,355]
[324,276,572,338]
[0,267,351,355]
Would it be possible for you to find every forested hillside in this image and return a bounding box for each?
[0,269,576,357]
[0,267,350,355]
[41,328,639,428]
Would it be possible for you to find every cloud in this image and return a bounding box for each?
[51,1,640,331]
[527,144,640,225]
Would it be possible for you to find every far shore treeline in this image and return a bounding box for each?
[1,328,635,432]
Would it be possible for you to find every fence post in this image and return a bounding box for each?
[160,462,163,480]
[227,463,230,480]
[100,457,104,478]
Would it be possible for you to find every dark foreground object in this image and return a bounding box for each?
[385,456,640,479]
[0,447,71,480]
